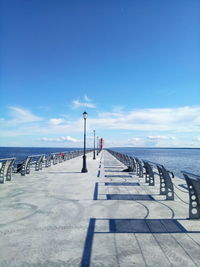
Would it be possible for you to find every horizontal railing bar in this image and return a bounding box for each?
[28,154,45,157]
[144,160,162,166]
[181,171,200,179]
[0,157,16,161]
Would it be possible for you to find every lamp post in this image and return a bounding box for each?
[97,136,99,155]
[81,111,88,173]
[93,130,96,160]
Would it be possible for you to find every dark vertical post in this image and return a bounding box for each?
[81,111,88,173]
[97,136,99,156]
[93,130,96,160]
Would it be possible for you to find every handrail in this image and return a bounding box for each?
[181,171,200,180]
[144,159,174,178]
[0,157,16,161]
[182,171,200,219]
[28,154,45,158]
[106,148,174,199]
[1,149,93,179]
[0,158,16,183]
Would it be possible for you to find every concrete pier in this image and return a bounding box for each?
[0,150,200,266]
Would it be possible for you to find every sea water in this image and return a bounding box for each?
[0,147,200,178]
[0,147,78,165]
[111,147,200,178]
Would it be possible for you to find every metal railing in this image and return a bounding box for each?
[0,158,16,183]
[107,149,200,219]
[182,171,200,219]
[106,149,174,200]
[0,148,96,184]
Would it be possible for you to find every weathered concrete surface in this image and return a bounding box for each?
[0,150,200,267]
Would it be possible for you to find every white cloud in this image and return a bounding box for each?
[72,100,96,109]
[112,106,125,113]
[40,136,79,143]
[8,106,43,123]
[8,105,200,135]
[72,95,96,109]
[41,137,60,142]
[48,118,65,125]
[147,136,176,140]
[3,105,200,137]
[1,105,200,148]
[127,137,145,146]
[60,136,78,142]
[91,106,200,132]
[84,95,91,102]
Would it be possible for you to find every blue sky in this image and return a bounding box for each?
[1,0,200,147]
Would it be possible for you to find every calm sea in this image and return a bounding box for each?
[111,147,200,178]
[0,147,80,165]
[0,147,200,178]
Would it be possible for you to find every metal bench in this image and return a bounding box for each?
[62,153,68,161]
[35,155,45,171]
[0,158,16,183]
[45,155,52,167]
[135,158,143,178]
[129,156,137,172]
[106,149,176,200]
[157,165,174,200]
[17,156,32,176]
[106,150,135,172]
[118,154,135,172]
[143,161,155,186]
[51,153,61,165]
[182,171,200,219]
[123,155,135,172]
[51,150,85,165]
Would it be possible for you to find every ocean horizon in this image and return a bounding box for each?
[0,146,200,179]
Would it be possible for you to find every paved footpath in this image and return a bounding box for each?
[0,150,200,267]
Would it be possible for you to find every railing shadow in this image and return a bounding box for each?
[81,218,200,267]
[105,170,125,172]
[105,182,139,186]
[93,182,154,201]
[45,171,81,174]
[179,184,188,190]
[80,218,96,267]
[105,174,132,178]
[106,194,154,200]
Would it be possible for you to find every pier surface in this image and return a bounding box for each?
[0,150,200,266]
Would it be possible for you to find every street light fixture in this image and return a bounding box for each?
[97,136,99,156]
[81,111,88,173]
[93,130,96,160]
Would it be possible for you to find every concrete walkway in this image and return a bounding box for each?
[0,150,200,266]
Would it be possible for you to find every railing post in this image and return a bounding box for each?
[143,161,154,186]
[157,165,174,200]
[182,172,200,219]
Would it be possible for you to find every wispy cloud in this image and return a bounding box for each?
[8,106,43,123]
[1,105,200,147]
[3,105,200,134]
[84,95,91,102]
[48,118,65,125]
[93,106,200,132]
[40,136,79,143]
[72,100,96,109]
[72,95,96,109]
[127,137,145,146]
[147,136,176,140]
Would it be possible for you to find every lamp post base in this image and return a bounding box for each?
[81,155,88,173]
[93,151,96,160]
